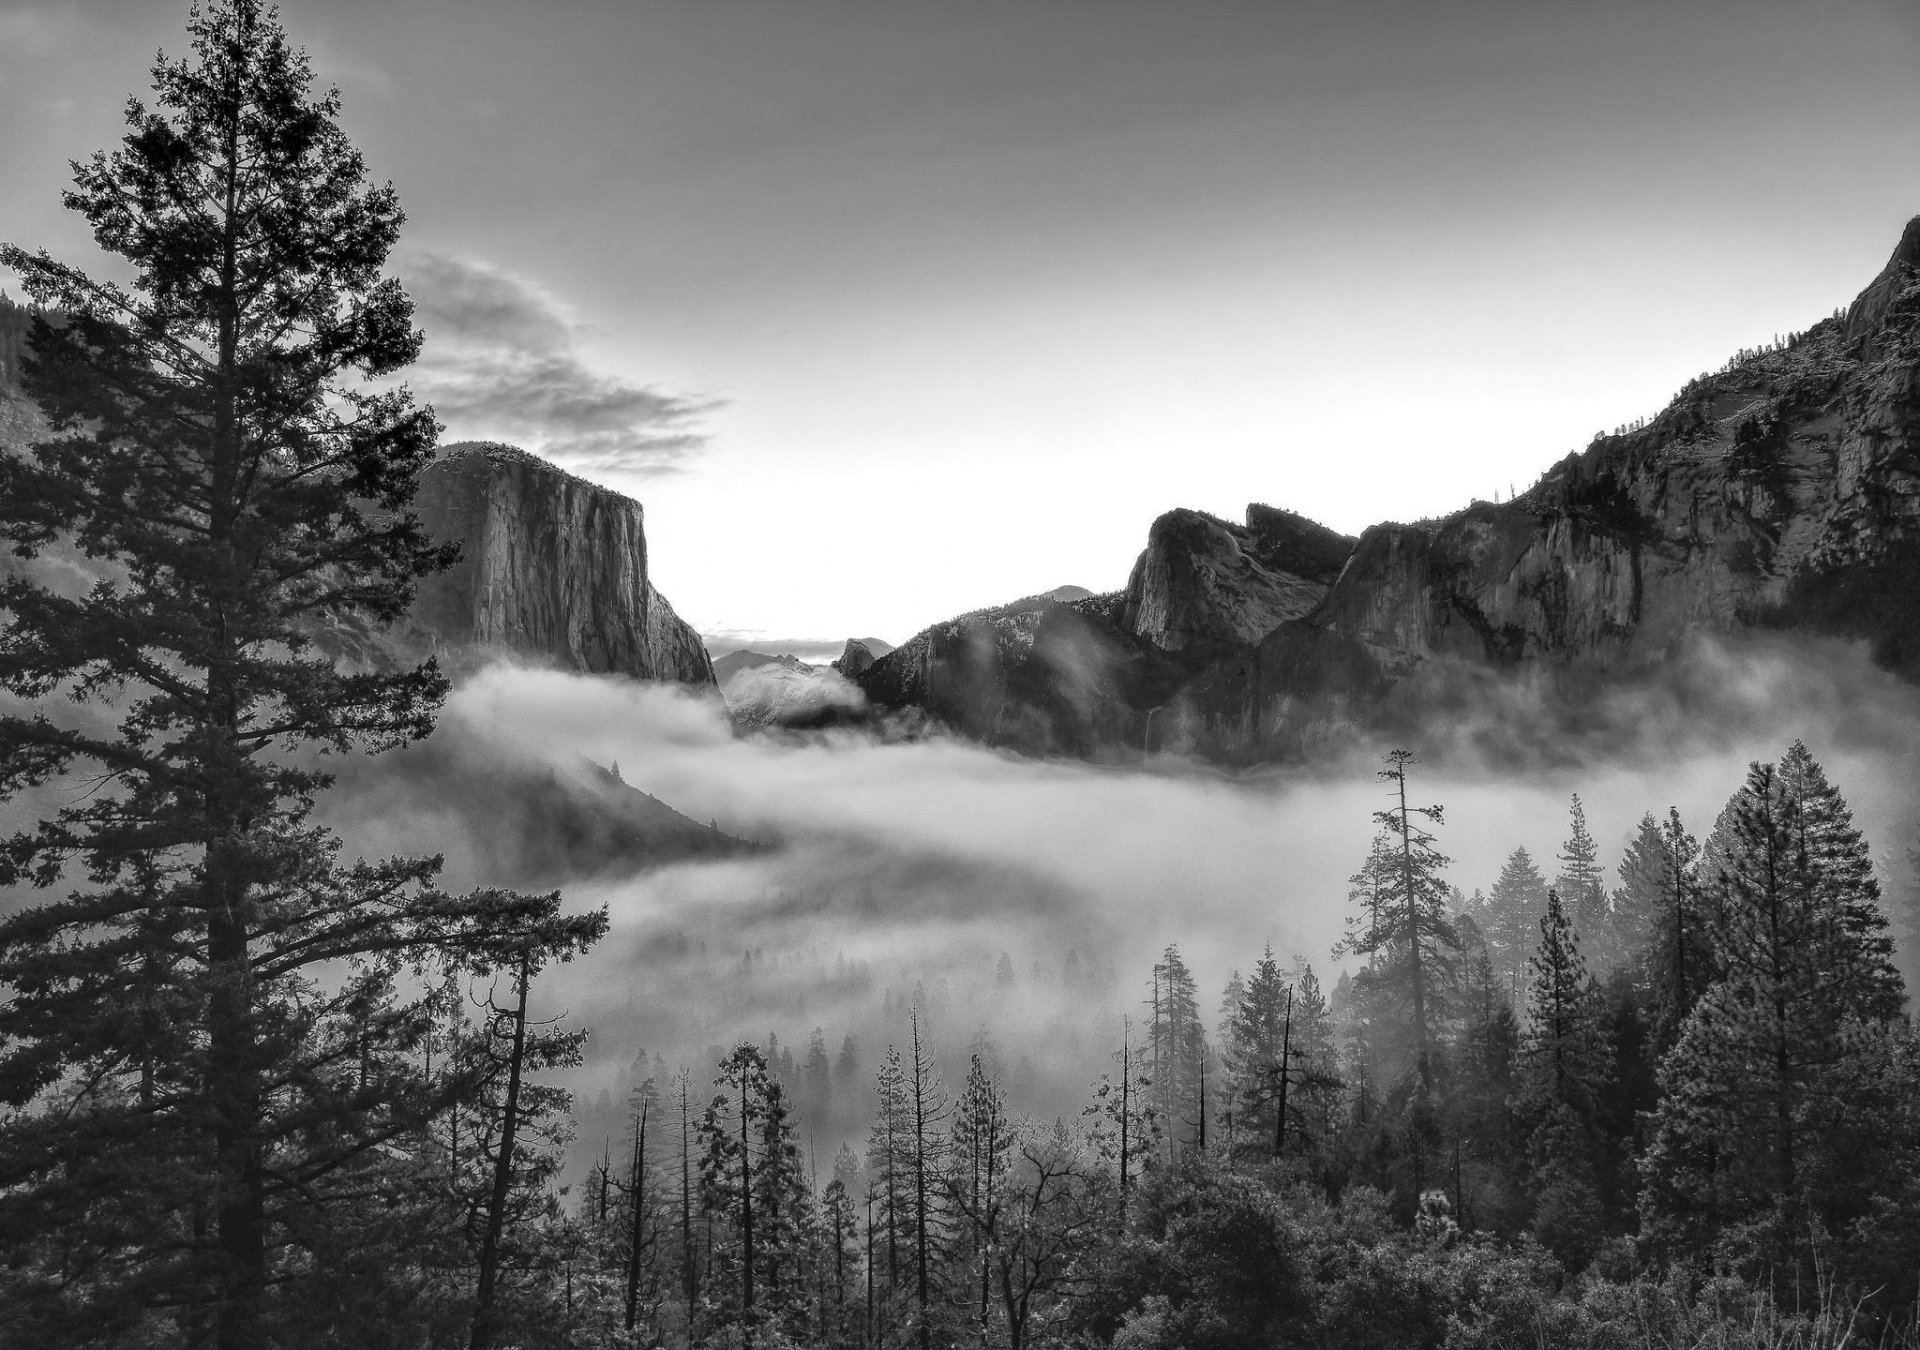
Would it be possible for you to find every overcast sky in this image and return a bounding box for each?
[4,0,1919,651]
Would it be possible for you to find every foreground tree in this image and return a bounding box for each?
[1640,744,1906,1274]
[1514,890,1612,1265]
[0,5,602,1343]
[699,1043,812,1346]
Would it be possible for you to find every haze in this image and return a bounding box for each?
[313,636,1920,1160]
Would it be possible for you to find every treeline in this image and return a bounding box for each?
[524,743,1919,1349]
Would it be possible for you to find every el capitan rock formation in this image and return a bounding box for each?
[328,442,717,686]
[854,216,1920,761]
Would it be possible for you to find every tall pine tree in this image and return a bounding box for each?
[1555,795,1611,972]
[1640,744,1906,1271]
[0,6,601,1343]
[1482,847,1549,1001]
[1335,751,1461,1092]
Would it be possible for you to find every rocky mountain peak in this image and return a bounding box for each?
[354,441,716,685]
[1120,504,1356,652]
[1843,214,1920,356]
[851,215,1920,763]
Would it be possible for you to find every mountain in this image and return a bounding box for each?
[856,216,1920,762]
[830,636,895,678]
[320,442,717,687]
[712,648,814,683]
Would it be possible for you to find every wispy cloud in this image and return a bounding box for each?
[400,252,716,476]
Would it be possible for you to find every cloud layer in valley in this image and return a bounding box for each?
[400,252,715,476]
[311,633,1920,1161]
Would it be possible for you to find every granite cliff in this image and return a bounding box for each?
[332,442,716,686]
[856,217,1920,761]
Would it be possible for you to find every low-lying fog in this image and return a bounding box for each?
[319,634,1920,1169]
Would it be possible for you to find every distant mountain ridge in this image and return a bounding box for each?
[853,216,1920,761]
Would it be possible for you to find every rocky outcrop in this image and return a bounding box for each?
[858,217,1920,762]
[397,442,715,685]
[857,591,1190,759]
[1120,506,1354,652]
[831,637,894,679]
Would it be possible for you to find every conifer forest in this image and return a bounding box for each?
[5,3,1920,1348]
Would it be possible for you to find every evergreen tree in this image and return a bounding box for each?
[1483,847,1549,1001]
[1285,960,1342,1157]
[1516,890,1612,1133]
[951,1053,1016,1348]
[1609,813,1669,986]
[1084,1019,1159,1215]
[1222,947,1290,1155]
[1147,944,1206,1158]
[1641,745,1906,1270]
[1451,919,1520,1226]
[866,1044,911,1303]
[0,6,602,1340]
[1555,795,1610,970]
[903,1005,952,1350]
[698,1043,810,1346]
[1514,886,1612,1268]
[1335,750,1461,1092]
[463,943,601,1350]
[803,1026,833,1130]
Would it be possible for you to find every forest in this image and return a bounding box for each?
[519,744,1920,1350]
[2,3,1919,1348]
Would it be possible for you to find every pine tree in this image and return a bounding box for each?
[951,1054,1016,1349]
[1452,919,1519,1217]
[1083,1018,1158,1215]
[903,1005,951,1350]
[1147,944,1206,1157]
[866,1044,911,1302]
[1286,960,1342,1156]
[1610,813,1668,985]
[1335,751,1462,1091]
[698,1043,810,1347]
[1224,946,1307,1158]
[463,942,601,1350]
[803,1027,833,1130]
[1556,796,1612,972]
[1640,745,1907,1269]
[1514,889,1613,1205]
[1483,847,1549,1001]
[0,9,603,1341]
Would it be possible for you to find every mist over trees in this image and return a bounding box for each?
[4,3,1920,1349]
[531,741,1920,1349]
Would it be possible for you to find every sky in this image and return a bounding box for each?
[4,0,1920,652]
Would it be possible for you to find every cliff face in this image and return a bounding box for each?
[858,217,1920,761]
[393,442,716,686]
[858,591,1190,759]
[1121,505,1355,651]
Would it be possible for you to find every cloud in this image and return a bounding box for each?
[400,252,716,476]
[305,634,1920,1166]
